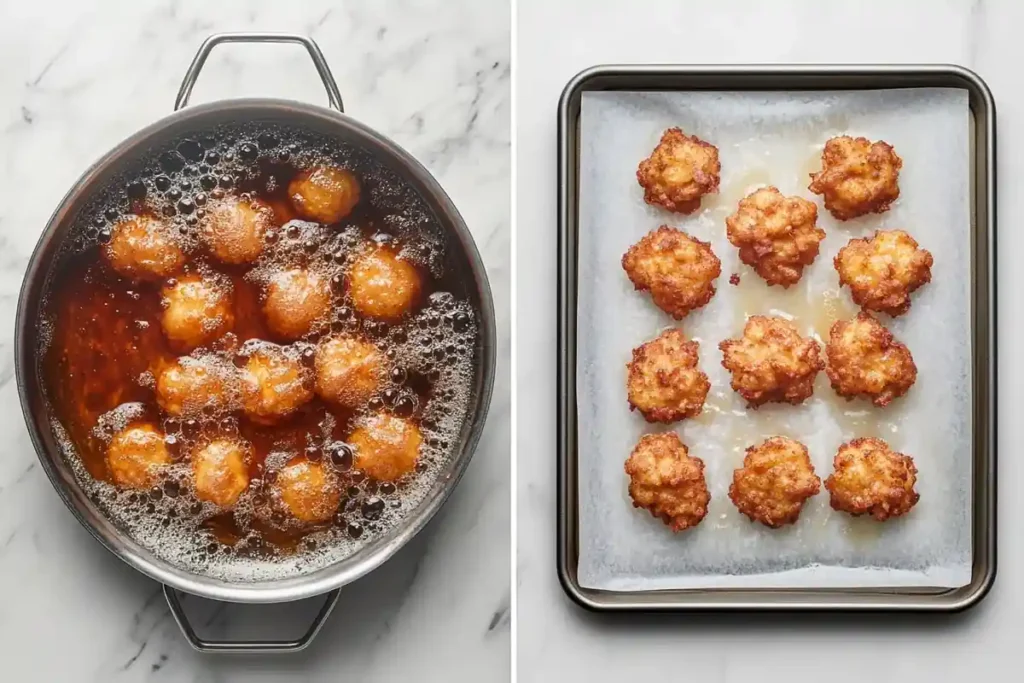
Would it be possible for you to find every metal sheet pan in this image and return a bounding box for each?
[557,65,996,612]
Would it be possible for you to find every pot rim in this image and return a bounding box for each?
[15,97,496,604]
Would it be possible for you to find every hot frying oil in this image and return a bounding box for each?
[41,124,481,578]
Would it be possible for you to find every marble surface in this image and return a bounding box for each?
[517,0,1017,680]
[0,0,509,680]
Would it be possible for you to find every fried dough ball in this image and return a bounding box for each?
[274,458,341,524]
[160,274,234,351]
[826,312,917,407]
[636,128,720,214]
[808,136,902,220]
[315,335,385,408]
[729,436,821,528]
[825,437,919,521]
[201,197,276,265]
[106,422,172,489]
[240,344,313,424]
[834,229,933,316]
[104,215,185,281]
[626,329,709,423]
[624,432,709,532]
[349,414,422,481]
[621,226,721,319]
[156,358,236,417]
[288,166,361,224]
[719,316,824,407]
[262,268,333,340]
[191,437,251,508]
[347,245,422,320]
[725,187,825,287]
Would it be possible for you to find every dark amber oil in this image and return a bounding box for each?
[40,123,479,579]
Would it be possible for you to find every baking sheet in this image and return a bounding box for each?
[576,88,972,591]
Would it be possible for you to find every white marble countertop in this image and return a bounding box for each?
[517,0,1019,680]
[0,0,509,680]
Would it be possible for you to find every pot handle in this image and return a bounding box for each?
[174,32,344,112]
[163,585,341,654]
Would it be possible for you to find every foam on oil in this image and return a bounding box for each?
[41,121,481,582]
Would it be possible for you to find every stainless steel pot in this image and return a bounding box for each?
[15,33,495,653]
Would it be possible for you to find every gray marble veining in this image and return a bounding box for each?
[0,0,510,680]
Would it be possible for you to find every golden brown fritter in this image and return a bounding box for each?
[274,458,342,524]
[624,432,709,532]
[626,329,709,423]
[201,197,276,265]
[825,437,919,521]
[826,312,917,407]
[349,414,422,481]
[719,316,824,407]
[263,268,333,340]
[314,335,385,408]
[106,422,172,490]
[834,229,933,316]
[636,128,720,214]
[240,344,313,424]
[156,357,237,418]
[288,166,361,224]
[347,245,423,321]
[104,215,186,281]
[729,436,821,528]
[725,186,825,287]
[160,274,234,352]
[808,136,902,220]
[191,437,251,508]
[621,226,721,319]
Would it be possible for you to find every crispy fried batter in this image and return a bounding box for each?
[825,437,919,521]
[622,226,721,319]
[315,335,385,408]
[161,274,234,352]
[624,432,709,532]
[725,187,824,287]
[275,458,341,524]
[347,244,422,321]
[826,312,917,407]
[156,357,236,417]
[288,166,361,224]
[636,128,720,213]
[104,215,186,281]
[719,316,824,407]
[808,136,902,220]
[241,345,313,424]
[106,422,172,490]
[729,436,821,528]
[191,437,251,508]
[834,229,933,316]
[349,414,422,482]
[626,329,709,423]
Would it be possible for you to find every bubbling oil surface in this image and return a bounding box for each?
[39,123,481,581]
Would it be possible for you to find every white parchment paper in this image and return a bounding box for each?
[576,89,972,591]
